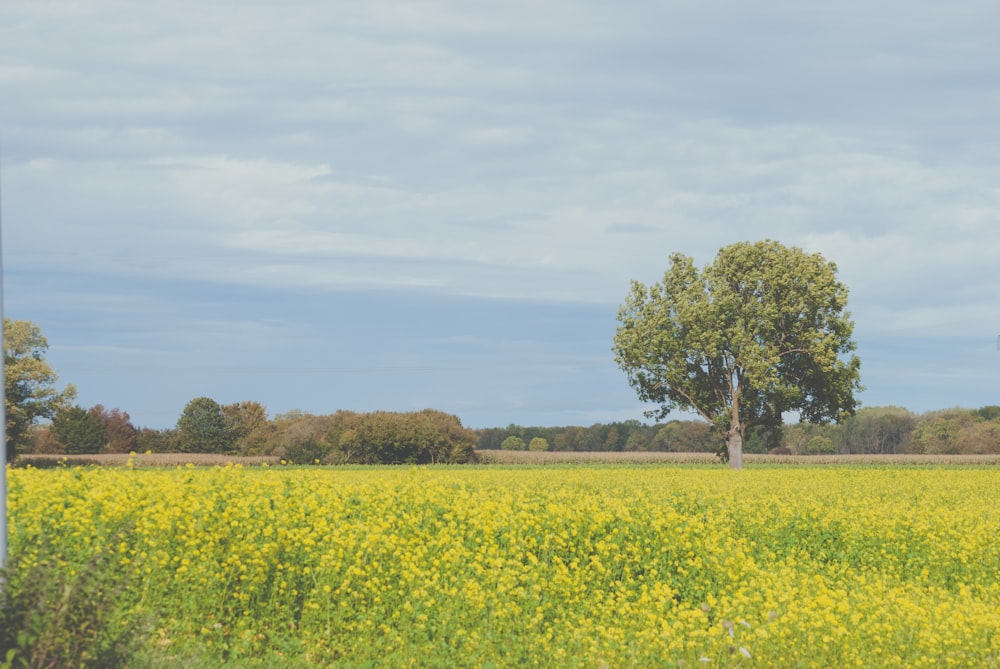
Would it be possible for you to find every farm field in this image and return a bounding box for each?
[5,465,1000,667]
[19,450,1000,468]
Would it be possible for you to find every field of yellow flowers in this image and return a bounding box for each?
[6,464,1000,667]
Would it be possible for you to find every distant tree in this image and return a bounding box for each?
[4,319,77,461]
[51,405,105,454]
[840,406,918,454]
[784,423,836,455]
[274,408,311,422]
[910,409,971,455]
[562,426,587,451]
[475,427,509,450]
[653,421,714,452]
[623,432,649,451]
[222,401,271,455]
[578,426,604,452]
[267,412,335,461]
[176,397,234,453]
[957,421,1000,454]
[500,436,526,451]
[603,426,623,451]
[805,435,835,455]
[29,426,64,454]
[411,409,477,463]
[744,423,784,454]
[134,427,178,453]
[88,405,137,454]
[911,408,1000,455]
[976,405,1000,421]
[741,428,767,454]
[614,240,862,468]
[528,437,549,452]
[329,410,475,464]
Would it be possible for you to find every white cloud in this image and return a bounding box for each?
[4,0,1000,423]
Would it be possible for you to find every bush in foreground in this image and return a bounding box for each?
[0,526,147,668]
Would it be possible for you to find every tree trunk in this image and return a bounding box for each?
[726,428,744,470]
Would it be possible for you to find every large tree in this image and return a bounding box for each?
[4,319,77,461]
[613,240,862,469]
[51,405,105,455]
[176,396,234,454]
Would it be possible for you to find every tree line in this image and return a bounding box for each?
[32,398,477,465]
[479,405,1000,456]
[27,401,1000,462]
[7,317,1000,463]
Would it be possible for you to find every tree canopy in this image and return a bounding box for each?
[176,396,233,454]
[4,319,76,461]
[51,405,105,455]
[613,240,862,468]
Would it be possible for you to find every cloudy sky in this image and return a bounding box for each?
[2,0,998,430]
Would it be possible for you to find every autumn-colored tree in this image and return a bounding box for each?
[29,426,64,454]
[4,319,77,460]
[88,405,137,454]
[330,410,476,464]
[222,401,271,455]
[910,408,1000,455]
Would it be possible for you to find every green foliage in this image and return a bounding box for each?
[500,436,526,451]
[614,240,862,468]
[176,397,234,454]
[0,531,148,668]
[839,406,918,454]
[653,421,715,452]
[910,407,1000,455]
[805,435,836,455]
[978,405,1000,421]
[4,319,77,461]
[528,437,549,452]
[222,401,271,455]
[10,467,1000,666]
[476,421,717,454]
[271,412,336,462]
[283,438,327,465]
[134,427,177,453]
[623,432,648,451]
[51,405,105,455]
[265,409,477,464]
[330,409,476,464]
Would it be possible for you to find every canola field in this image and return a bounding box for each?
[6,464,1000,667]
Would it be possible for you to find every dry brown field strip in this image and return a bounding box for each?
[16,451,1000,467]
[17,452,280,467]
[477,451,1000,465]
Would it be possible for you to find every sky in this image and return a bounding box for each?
[2,0,999,430]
